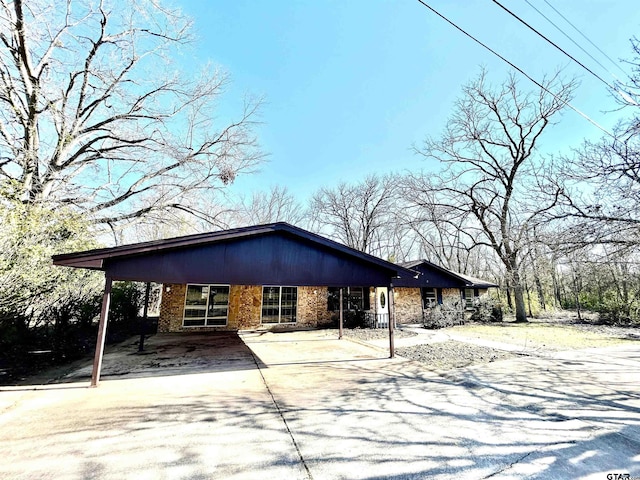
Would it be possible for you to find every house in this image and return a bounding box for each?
[52,222,496,385]
[392,260,498,324]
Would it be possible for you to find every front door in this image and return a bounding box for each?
[375,287,389,328]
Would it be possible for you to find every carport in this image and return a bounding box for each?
[53,222,414,387]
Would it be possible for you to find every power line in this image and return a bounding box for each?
[491,0,614,92]
[523,0,624,84]
[414,0,613,137]
[542,0,629,78]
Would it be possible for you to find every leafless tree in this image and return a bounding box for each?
[231,185,304,227]
[308,173,399,258]
[410,69,576,322]
[0,0,264,235]
[397,185,495,275]
[552,38,640,253]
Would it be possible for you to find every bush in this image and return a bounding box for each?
[423,299,464,329]
[107,282,146,343]
[330,310,366,329]
[470,296,504,323]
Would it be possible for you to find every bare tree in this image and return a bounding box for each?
[398,185,495,275]
[0,0,264,235]
[555,124,640,252]
[553,39,640,252]
[410,69,576,322]
[308,173,399,258]
[231,185,304,227]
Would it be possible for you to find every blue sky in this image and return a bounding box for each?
[176,0,639,203]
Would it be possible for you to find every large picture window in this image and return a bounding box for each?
[183,284,229,327]
[262,286,297,324]
[327,287,370,312]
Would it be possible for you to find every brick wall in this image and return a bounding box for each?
[159,283,334,332]
[393,287,423,324]
[158,284,186,332]
[442,288,462,302]
[228,285,262,330]
[297,286,332,327]
[158,284,474,332]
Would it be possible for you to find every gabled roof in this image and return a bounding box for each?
[53,222,400,272]
[399,259,497,289]
[53,223,413,285]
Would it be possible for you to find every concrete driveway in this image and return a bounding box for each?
[0,330,638,479]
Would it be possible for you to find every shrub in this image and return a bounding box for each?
[330,310,366,329]
[423,299,464,329]
[470,296,504,323]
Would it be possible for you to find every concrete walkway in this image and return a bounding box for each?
[0,330,638,479]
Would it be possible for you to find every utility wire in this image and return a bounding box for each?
[498,0,637,105]
[491,0,614,91]
[542,0,629,77]
[523,0,623,84]
[414,0,613,137]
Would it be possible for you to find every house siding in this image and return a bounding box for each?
[297,286,333,327]
[442,288,462,302]
[158,284,490,332]
[228,285,262,330]
[394,287,423,324]
[159,284,333,332]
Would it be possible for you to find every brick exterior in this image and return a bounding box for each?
[159,284,334,332]
[393,287,423,324]
[228,285,262,330]
[157,283,481,332]
[442,288,462,302]
[158,284,186,332]
[297,286,333,327]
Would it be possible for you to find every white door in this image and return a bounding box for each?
[375,287,389,328]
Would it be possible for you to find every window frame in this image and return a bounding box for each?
[327,286,371,312]
[261,286,298,324]
[421,287,438,309]
[463,288,476,309]
[183,284,230,327]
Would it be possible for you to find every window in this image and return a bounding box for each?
[421,288,437,309]
[464,288,476,309]
[183,284,229,327]
[327,287,371,311]
[262,286,297,324]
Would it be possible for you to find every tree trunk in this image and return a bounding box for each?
[531,258,546,311]
[513,286,528,323]
[506,288,513,310]
[510,268,528,323]
[572,271,583,322]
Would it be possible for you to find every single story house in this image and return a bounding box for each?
[392,260,498,324]
[52,222,496,386]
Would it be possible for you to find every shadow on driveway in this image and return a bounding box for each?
[0,330,638,479]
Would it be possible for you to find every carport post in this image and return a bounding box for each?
[138,282,151,352]
[339,288,344,339]
[388,282,395,358]
[91,274,112,387]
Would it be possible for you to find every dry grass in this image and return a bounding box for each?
[449,321,635,351]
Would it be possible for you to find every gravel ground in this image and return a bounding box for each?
[338,312,640,371]
[395,341,517,370]
[340,327,516,370]
[341,327,418,341]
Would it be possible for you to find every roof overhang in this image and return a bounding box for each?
[397,259,498,289]
[53,223,415,286]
